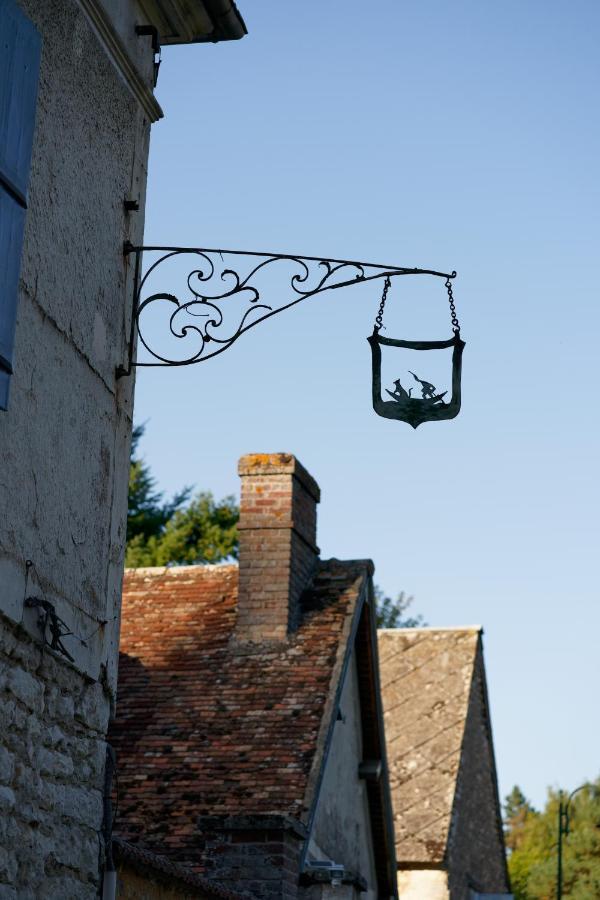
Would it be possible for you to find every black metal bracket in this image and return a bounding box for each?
[25,596,75,662]
[116,243,456,378]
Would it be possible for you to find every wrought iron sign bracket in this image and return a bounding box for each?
[116,242,456,378]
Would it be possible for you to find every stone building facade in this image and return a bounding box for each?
[0,2,245,896]
[378,627,511,900]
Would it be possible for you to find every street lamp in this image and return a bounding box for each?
[557,783,589,899]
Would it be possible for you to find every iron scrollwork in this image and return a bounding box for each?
[117,244,455,376]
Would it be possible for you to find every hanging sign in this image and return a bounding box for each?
[368,275,465,428]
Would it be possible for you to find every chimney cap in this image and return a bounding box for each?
[238,453,320,502]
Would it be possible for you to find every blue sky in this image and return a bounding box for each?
[132,0,600,809]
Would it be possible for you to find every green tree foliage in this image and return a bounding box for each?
[126,425,239,567]
[127,425,191,543]
[504,785,536,853]
[374,586,426,629]
[504,780,600,900]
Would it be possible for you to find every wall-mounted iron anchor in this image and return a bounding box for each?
[124,195,140,213]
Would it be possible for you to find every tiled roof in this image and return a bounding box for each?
[109,560,369,867]
[378,627,481,864]
[113,838,244,900]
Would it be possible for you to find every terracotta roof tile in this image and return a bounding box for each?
[109,560,368,869]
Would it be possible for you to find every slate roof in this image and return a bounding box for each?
[109,560,370,867]
[378,627,482,865]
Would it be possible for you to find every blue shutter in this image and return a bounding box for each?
[0,0,41,409]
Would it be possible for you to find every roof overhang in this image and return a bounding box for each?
[137,0,247,45]
[301,569,399,900]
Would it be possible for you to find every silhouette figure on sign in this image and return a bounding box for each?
[409,371,438,400]
[385,372,448,407]
[389,379,412,400]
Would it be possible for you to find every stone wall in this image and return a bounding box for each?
[445,647,510,899]
[0,0,154,895]
[0,611,110,899]
[0,0,151,685]
[199,818,305,900]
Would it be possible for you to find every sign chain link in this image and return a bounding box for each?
[446,276,460,334]
[374,276,391,331]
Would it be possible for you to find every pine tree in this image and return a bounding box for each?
[126,424,238,567]
[127,424,191,544]
[504,785,536,853]
[374,586,426,629]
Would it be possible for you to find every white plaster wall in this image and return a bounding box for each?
[98,0,156,83]
[0,0,151,686]
[310,652,379,900]
[398,869,449,900]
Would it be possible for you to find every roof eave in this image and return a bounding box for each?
[360,578,400,900]
[113,838,245,900]
[139,0,247,46]
[300,568,399,900]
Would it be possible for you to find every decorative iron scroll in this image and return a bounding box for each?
[117,244,456,376]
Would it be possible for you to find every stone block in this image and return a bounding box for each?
[19,801,49,828]
[14,762,44,806]
[6,667,44,714]
[0,699,17,735]
[46,687,75,724]
[24,712,43,765]
[0,785,16,809]
[75,681,109,734]
[0,626,18,656]
[0,746,14,784]
[76,738,106,789]
[45,724,69,750]
[8,635,42,671]
[42,876,97,899]
[42,781,103,829]
[47,828,99,878]
[37,746,74,778]
[0,846,18,883]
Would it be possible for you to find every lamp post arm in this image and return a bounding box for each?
[557,783,590,900]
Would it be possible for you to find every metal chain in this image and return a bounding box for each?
[375,273,459,334]
[374,276,391,331]
[445,275,460,334]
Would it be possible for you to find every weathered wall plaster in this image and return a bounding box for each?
[1,0,150,686]
[397,868,449,900]
[309,652,378,900]
[0,0,154,894]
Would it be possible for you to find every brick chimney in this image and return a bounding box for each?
[235,453,320,642]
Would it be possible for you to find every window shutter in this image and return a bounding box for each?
[0,0,41,409]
